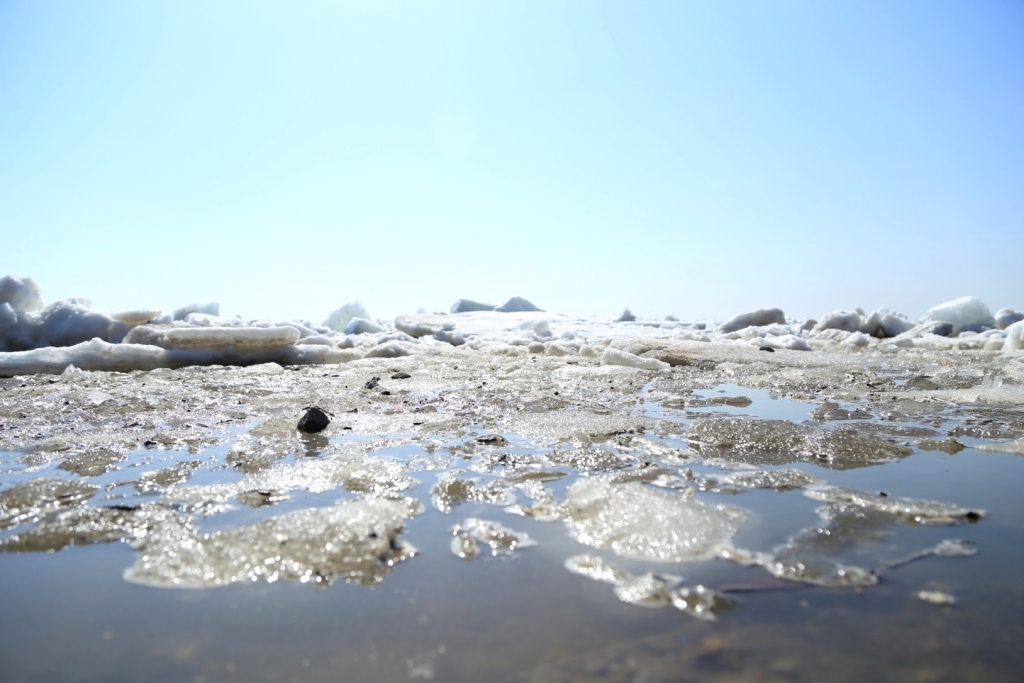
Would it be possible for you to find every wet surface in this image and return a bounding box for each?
[1,348,1023,681]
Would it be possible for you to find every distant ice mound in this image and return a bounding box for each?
[615,308,636,322]
[717,308,785,334]
[323,302,370,332]
[495,297,543,313]
[0,275,44,314]
[173,302,219,321]
[995,308,1024,330]
[450,299,495,313]
[926,296,995,335]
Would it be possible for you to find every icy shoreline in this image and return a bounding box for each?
[2,274,1023,376]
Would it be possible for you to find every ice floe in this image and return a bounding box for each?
[559,479,745,562]
[449,518,535,560]
[124,497,420,588]
[927,296,995,334]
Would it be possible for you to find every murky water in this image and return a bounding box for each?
[1,358,1023,682]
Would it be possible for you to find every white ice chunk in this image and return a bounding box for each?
[363,341,413,359]
[37,302,115,347]
[858,310,883,336]
[995,308,1024,330]
[109,310,162,326]
[275,321,318,338]
[164,326,299,348]
[323,301,370,332]
[432,329,465,346]
[0,275,43,313]
[841,332,871,348]
[295,335,337,347]
[927,296,995,334]
[600,347,669,371]
[813,310,862,333]
[184,312,242,326]
[1004,320,1024,354]
[172,302,219,321]
[344,317,384,335]
[879,313,915,337]
[123,325,300,349]
[518,319,551,338]
[717,308,785,334]
[561,479,744,562]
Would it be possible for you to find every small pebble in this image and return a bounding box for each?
[297,407,331,434]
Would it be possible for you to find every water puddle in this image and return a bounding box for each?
[1,359,1022,682]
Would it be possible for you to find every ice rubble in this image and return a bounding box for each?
[601,347,669,371]
[2,273,1021,375]
[323,301,371,332]
[449,518,535,560]
[559,479,745,562]
[564,554,728,619]
[995,308,1024,330]
[687,419,912,469]
[927,296,995,334]
[124,497,420,588]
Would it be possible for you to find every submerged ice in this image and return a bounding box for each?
[125,497,420,589]
[559,479,745,562]
[0,275,1013,649]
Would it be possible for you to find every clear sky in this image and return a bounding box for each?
[2,0,1022,324]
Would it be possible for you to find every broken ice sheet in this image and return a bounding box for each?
[803,486,985,524]
[0,502,182,552]
[559,479,746,562]
[449,518,535,560]
[166,447,414,510]
[670,584,733,621]
[687,418,912,469]
[718,468,826,492]
[124,497,421,588]
[0,478,97,530]
[564,554,633,586]
[753,492,983,589]
[752,504,886,588]
[430,471,515,513]
[563,554,727,618]
[885,538,977,570]
[613,572,676,608]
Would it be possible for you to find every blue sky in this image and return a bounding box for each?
[2,1,1022,323]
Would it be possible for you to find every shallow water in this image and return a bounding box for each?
[1,358,1023,682]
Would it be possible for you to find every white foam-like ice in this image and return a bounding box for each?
[323,301,371,332]
[927,296,995,334]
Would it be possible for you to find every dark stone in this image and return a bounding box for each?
[391,372,411,379]
[365,377,380,390]
[758,346,775,352]
[495,296,544,313]
[475,434,509,447]
[297,407,331,434]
